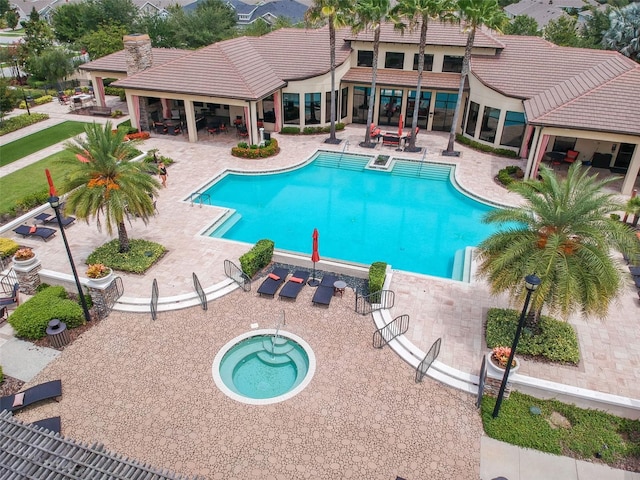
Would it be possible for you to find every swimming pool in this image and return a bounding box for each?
[198,151,505,278]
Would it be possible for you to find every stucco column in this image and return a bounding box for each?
[520,124,534,158]
[524,127,541,179]
[184,100,197,143]
[94,75,106,107]
[621,145,640,195]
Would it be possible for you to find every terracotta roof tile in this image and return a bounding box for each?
[342,67,464,91]
[80,48,188,73]
[345,20,505,50]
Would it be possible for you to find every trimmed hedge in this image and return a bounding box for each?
[104,86,126,101]
[232,138,279,159]
[456,134,519,158]
[15,189,50,212]
[280,123,346,135]
[19,95,53,109]
[497,165,524,186]
[368,261,387,297]
[240,239,274,278]
[9,286,85,340]
[0,113,49,136]
[485,308,580,364]
[0,238,19,259]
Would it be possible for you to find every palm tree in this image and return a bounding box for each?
[603,3,640,61]
[477,163,639,322]
[306,0,354,144]
[350,0,390,147]
[59,122,160,253]
[445,0,506,155]
[390,0,456,152]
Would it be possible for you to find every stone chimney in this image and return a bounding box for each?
[123,34,153,132]
[123,34,154,76]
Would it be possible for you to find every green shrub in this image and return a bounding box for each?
[117,119,132,130]
[231,138,280,159]
[9,286,85,340]
[35,283,51,293]
[0,113,49,136]
[15,189,50,212]
[0,365,3,383]
[86,239,166,274]
[485,308,580,364]
[0,238,19,259]
[455,134,519,158]
[104,86,126,101]
[280,126,300,134]
[19,95,53,109]
[496,165,524,186]
[368,261,387,299]
[610,213,621,221]
[239,239,274,278]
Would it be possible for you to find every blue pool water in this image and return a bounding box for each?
[200,152,505,278]
[219,335,309,400]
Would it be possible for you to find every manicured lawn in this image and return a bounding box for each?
[0,121,90,167]
[0,151,75,215]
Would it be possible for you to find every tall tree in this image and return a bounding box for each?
[79,24,128,59]
[20,8,55,58]
[168,0,237,49]
[28,48,76,92]
[306,0,354,144]
[351,0,390,147]
[503,14,539,36]
[445,0,506,154]
[59,122,160,253]
[390,0,456,152]
[0,0,9,16]
[477,163,639,322]
[603,3,640,61]
[543,15,581,47]
[580,7,610,49]
[52,3,89,44]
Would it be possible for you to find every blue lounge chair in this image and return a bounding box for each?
[0,379,62,412]
[279,270,310,300]
[13,225,56,241]
[35,212,76,227]
[312,274,339,306]
[257,267,289,298]
[32,416,61,434]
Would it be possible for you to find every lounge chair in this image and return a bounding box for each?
[0,283,19,309]
[279,270,310,300]
[312,274,339,306]
[257,267,289,298]
[629,266,640,277]
[13,224,57,241]
[0,379,62,412]
[35,212,76,227]
[31,416,61,434]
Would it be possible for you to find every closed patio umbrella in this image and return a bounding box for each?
[309,228,320,286]
[397,113,404,137]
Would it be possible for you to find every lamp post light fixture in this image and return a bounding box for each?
[48,194,92,323]
[492,273,541,418]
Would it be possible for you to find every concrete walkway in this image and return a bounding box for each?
[1,99,639,479]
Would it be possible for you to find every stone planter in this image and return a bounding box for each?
[12,254,38,268]
[486,351,520,380]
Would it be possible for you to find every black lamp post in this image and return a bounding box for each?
[49,194,92,322]
[492,273,541,418]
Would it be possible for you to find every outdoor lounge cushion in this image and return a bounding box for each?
[257,267,289,298]
[279,270,310,300]
[13,225,56,241]
[31,416,61,434]
[0,379,62,412]
[312,274,339,306]
[629,266,640,276]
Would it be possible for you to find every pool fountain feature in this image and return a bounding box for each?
[212,329,315,405]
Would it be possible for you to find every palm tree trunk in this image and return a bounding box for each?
[364,27,381,146]
[327,16,338,144]
[406,20,427,151]
[117,221,130,253]
[446,28,475,154]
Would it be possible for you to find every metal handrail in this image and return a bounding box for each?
[189,192,210,208]
[373,314,409,348]
[223,259,251,292]
[150,278,159,321]
[355,289,395,315]
[476,354,488,409]
[0,268,17,294]
[415,337,442,383]
[192,272,208,310]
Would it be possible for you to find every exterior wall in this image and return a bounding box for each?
[464,74,525,151]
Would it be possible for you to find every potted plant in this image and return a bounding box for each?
[86,263,113,285]
[12,247,37,266]
[486,346,520,378]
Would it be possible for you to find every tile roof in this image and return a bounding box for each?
[344,20,505,50]
[80,48,189,73]
[110,27,352,99]
[342,67,464,91]
[472,35,640,135]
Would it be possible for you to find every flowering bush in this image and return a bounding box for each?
[14,247,35,260]
[231,138,279,159]
[86,263,110,279]
[492,346,515,368]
